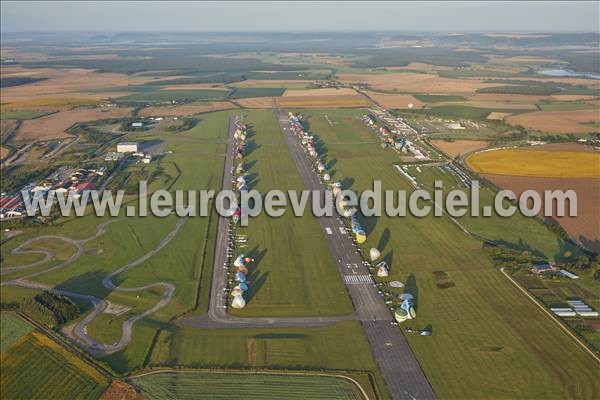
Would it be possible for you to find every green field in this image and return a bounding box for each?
[148,321,383,398]
[130,371,365,400]
[537,101,597,111]
[228,87,285,99]
[230,110,352,317]
[1,328,108,399]
[296,108,599,399]
[0,313,34,351]
[414,94,466,103]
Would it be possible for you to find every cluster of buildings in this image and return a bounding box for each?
[362,108,430,161]
[106,142,152,164]
[551,299,598,318]
[531,263,579,280]
[0,166,105,219]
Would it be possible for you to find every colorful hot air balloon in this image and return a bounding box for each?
[235,271,246,282]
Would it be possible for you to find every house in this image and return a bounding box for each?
[447,122,465,130]
[531,263,556,274]
[131,122,143,128]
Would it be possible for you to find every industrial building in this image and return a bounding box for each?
[117,142,139,153]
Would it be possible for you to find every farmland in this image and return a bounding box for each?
[1,316,108,400]
[15,107,133,141]
[505,109,600,134]
[466,147,600,178]
[130,370,366,400]
[0,313,33,351]
[295,108,599,399]
[430,139,489,158]
[139,101,237,117]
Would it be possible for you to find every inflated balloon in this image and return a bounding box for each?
[369,248,381,262]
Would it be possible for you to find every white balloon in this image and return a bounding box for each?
[369,248,381,262]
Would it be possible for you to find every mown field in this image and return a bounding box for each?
[0,314,108,399]
[295,108,599,399]
[148,321,384,399]
[466,148,600,178]
[130,370,365,400]
[229,110,352,317]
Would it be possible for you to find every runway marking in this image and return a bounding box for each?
[325,227,333,235]
[338,227,346,234]
[344,275,374,284]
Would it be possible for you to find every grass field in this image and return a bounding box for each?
[295,108,599,399]
[0,110,237,372]
[1,329,108,399]
[229,87,285,99]
[230,110,352,317]
[130,370,365,400]
[466,148,600,178]
[148,321,384,398]
[0,313,34,351]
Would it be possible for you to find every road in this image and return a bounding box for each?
[276,110,436,400]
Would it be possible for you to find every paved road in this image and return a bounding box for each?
[182,116,355,329]
[276,110,436,400]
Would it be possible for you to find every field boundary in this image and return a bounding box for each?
[128,368,372,400]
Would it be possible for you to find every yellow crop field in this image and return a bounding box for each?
[466,149,600,178]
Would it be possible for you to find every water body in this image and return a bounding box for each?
[538,69,600,80]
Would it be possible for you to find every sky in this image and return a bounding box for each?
[1,1,598,33]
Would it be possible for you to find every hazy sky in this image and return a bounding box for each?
[1,1,598,33]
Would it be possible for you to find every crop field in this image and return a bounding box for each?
[15,107,133,141]
[116,89,231,103]
[294,108,600,399]
[505,109,600,134]
[430,139,489,158]
[278,90,370,108]
[235,97,278,108]
[0,313,34,351]
[0,110,53,120]
[336,72,500,93]
[481,174,600,252]
[149,321,383,398]
[466,148,600,178]
[364,92,424,109]
[414,94,467,103]
[138,101,237,117]
[486,111,512,120]
[130,371,365,400]
[1,331,108,399]
[230,110,352,317]
[410,105,526,120]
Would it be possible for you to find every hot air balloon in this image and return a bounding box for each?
[234,255,245,268]
[231,295,246,309]
[369,248,381,262]
[238,282,249,291]
[231,287,244,297]
[323,173,331,181]
[235,271,247,282]
[394,293,416,323]
[244,257,253,264]
[236,265,248,275]
[376,261,389,277]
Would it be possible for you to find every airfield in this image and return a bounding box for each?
[1,33,600,400]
